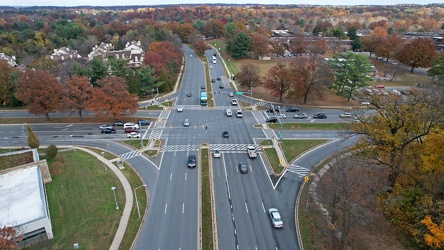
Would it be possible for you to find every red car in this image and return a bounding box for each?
[376,85,385,89]
[124,127,138,133]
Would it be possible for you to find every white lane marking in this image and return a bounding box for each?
[164,203,168,214]
[158,138,168,170]
[249,164,253,172]
[222,153,231,199]
[170,173,172,180]
[245,203,249,214]
[182,203,184,214]
[262,203,266,213]
[185,173,187,181]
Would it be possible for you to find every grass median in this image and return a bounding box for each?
[200,147,214,250]
[268,123,346,130]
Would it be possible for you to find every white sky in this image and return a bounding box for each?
[1,0,440,7]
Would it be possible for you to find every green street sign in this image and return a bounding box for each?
[235,92,243,95]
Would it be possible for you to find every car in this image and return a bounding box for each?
[229,92,234,97]
[313,113,327,119]
[400,89,410,95]
[124,127,138,133]
[184,119,190,127]
[126,132,140,138]
[267,106,280,113]
[177,106,184,112]
[211,79,216,83]
[99,124,113,130]
[231,99,238,106]
[189,54,192,58]
[222,131,229,138]
[187,92,192,97]
[123,123,139,129]
[219,84,224,89]
[269,208,284,228]
[294,113,307,119]
[226,109,233,117]
[213,149,221,158]
[390,89,401,95]
[201,85,205,89]
[238,162,248,174]
[286,107,299,112]
[340,112,353,118]
[101,128,116,134]
[236,110,243,118]
[217,76,221,80]
[187,154,196,168]
[376,84,385,89]
[361,101,370,105]
[113,121,124,126]
[278,114,286,119]
[266,117,278,123]
[137,119,150,126]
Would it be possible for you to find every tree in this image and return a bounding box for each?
[235,63,261,89]
[16,69,63,120]
[193,40,210,56]
[289,56,332,104]
[0,60,16,107]
[270,38,285,57]
[108,58,129,78]
[202,20,224,38]
[328,52,372,101]
[360,35,381,58]
[88,58,107,86]
[0,226,23,249]
[27,125,39,148]
[262,63,292,102]
[178,23,194,43]
[289,34,308,56]
[396,38,437,72]
[87,76,138,119]
[428,53,444,84]
[375,35,403,62]
[421,215,444,248]
[250,33,269,59]
[45,144,58,160]
[224,22,238,39]
[61,75,94,121]
[138,66,159,96]
[230,32,251,59]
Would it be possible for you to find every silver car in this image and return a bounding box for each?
[184,119,190,127]
[269,208,284,228]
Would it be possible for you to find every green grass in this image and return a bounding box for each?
[142,105,163,110]
[268,123,346,130]
[124,139,149,149]
[280,139,328,163]
[144,150,157,156]
[201,148,214,250]
[263,147,284,174]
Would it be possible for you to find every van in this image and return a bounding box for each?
[236,110,242,118]
[187,155,196,168]
[226,109,232,117]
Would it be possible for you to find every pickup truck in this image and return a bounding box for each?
[247,145,257,159]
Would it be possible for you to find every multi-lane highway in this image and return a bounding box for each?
[0,46,357,249]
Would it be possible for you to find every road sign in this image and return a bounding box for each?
[304,176,309,182]
[235,92,243,95]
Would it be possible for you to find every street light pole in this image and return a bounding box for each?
[111,187,119,210]
[139,122,143,148]
[134,184,147,218]
[70,135,75,151]
[22,123,27,136]
[101,152,107,171]
[4,137,11,152]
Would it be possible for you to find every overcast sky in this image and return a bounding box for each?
[1,0,440,7]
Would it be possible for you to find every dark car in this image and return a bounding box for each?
[113,120,124,126]
[201,85,205,89]
[266,117,278,123]
[267,106,280,113]
[211,79,216,83]
[219,84,224,89]
[187,92,192,97]
[101,128,116,134]
[124,127,138,133]
[286,107,299,112]
[217,76,221,80]
[137,119,150,126]
[187,154,196,168]
[238,162,248,174]
[313,113,327,119]
[223,131,229,138]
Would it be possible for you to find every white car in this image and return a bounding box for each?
[231,99,238,106]
[229,92,234,97]
[294,113,307,119]
[340,112,353,119]
[269,208,284,228]
[213,149,221,158]
[278,114,286,119]
[127,132,141,138]
[184,119,190,127]
[189,54,192,58]
[123,123,139,129]
[99,124,113,130]
[177,106,184,112]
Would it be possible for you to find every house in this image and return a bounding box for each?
[0,53,17,67]
[46,47,81,61]
[87,42,115,61]
[88,41,145,68]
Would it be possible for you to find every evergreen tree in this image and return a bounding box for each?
[231,32,251,59]
[27,125,40,149]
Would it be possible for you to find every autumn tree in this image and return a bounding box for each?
[289,33,308,56]
[230,32,251,59]
[421,216,444,248]
[0,60,17,107]
[178,23,194,43]
[87,76,138,119]
[250,33,269,59]
[396,38,437,72]
[16,69,63,120]
[263,63,292,102]
[193,40,210,56]
[328,52,372,101]
[428,53,444,84]
[270,38,285,57]
[235,63,261,90]
[0,226,23,249]
[375,35,403,62]
[61,75,94,121]
[202,20,224,38]
[27,125,40,148]
[360,35,381,58]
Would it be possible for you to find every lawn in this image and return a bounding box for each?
[200,147,214,250]
[124,139,149,149]
[268,123,346,130]
[263,148,283,174]
[280,139,328,163]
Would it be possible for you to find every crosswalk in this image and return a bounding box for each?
[159,144,261,152]
[286,164,311,177]
[119,150,141,160]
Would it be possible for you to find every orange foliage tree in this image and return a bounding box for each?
[16,69,63,120]
[61,75,94,121]
[192,40,210,56]
[86,76,138,119]
[396,38,437,72]
[262,63,292,102]
[0,226,23,249]
[421,215,444,248]
[250,33,269,59]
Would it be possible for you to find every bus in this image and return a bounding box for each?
[200,91,207,106]
[212,56,216,64]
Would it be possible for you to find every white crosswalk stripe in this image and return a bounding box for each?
[119,150,141,160]
[287,164,311,177]
[209,144,261,151]
[149,129,163,140]
[160,144,199,152]
[159,144,261,152]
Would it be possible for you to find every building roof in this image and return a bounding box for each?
[0,166,47,227]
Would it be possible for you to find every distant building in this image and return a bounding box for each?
[270,30,293,37]
[46,47,81,62]
[0,149,53,246]
[88,41,145,68]
[88,42,115,61]
[0,53,17,67]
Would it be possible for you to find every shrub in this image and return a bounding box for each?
[50,161,64,175]
[46,144,58,160]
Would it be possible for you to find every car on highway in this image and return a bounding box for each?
[187,154,196,168]
[278,114,286,119]
[294,113,307,119]
[201,85,205,89]
[231,99,238,106]
[187,92,192,97]
[267,106,280,113]
[124,127,138,133]
[211,79,215,83]
[113,121,124,126]
[222,131,229,138]
[238,162,248,174]
[189,54,192,58]
[137,119,150,125]
[236,110,243,118]
[229,92,234,97]
[101,128,116,134]
[286,107,299,112]
[226,109,233,117]
[177,106,184,112]
[217,76,221,80]
[266,117,278,123]
[123,123,139,129]
[269,208,284,228]
[99,124,113,130]
[219,84,224,89]
[184,119,190,127]
[213,149,221,158]
[313,113,327,119]
[340,112,353,118]
[127,132,140,138]
[376,84,385,89]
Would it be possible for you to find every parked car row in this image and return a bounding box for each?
[266,112,327,122]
